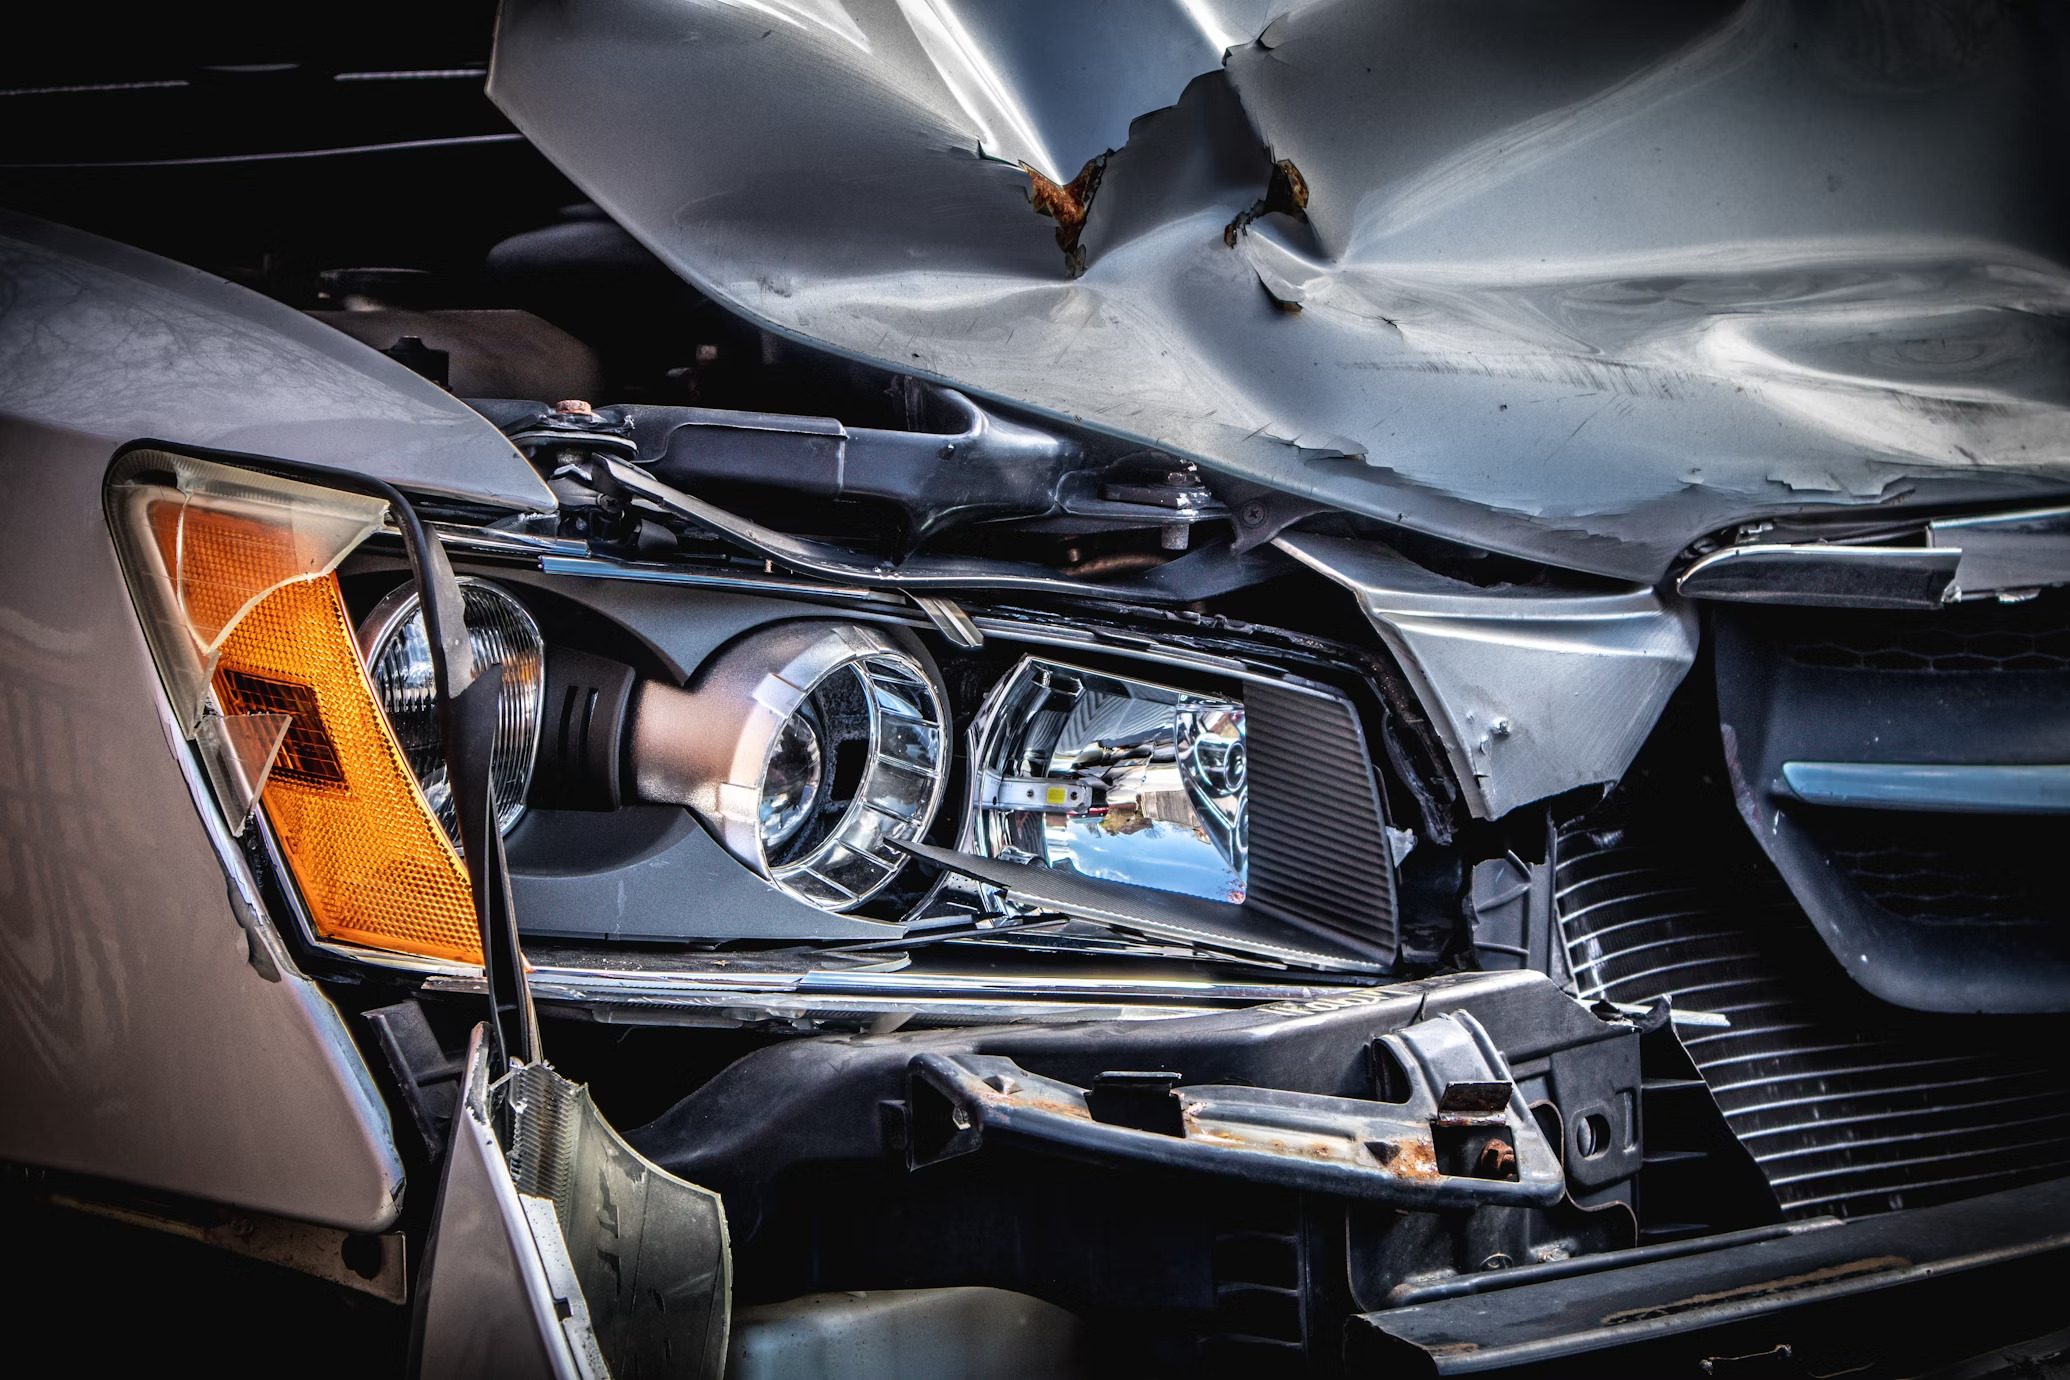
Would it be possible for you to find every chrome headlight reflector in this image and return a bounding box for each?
[632,622,950,910]
[358,576,546,841]
[969,658,1247,904]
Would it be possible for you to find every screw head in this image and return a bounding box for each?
[1239,500,1268,527]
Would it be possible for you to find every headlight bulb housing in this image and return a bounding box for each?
[358,576,546,842]
[630,622,950,910]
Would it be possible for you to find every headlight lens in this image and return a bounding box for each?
[358,577,546,842]
[630,622,950,909]
[968,657,1248,904]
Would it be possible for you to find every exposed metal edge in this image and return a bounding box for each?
[540,552,907,605]
[1382,1219,1837,1309]
[1782,761,2070,814]
[423,523,585,558]
[1276,532,1696,820]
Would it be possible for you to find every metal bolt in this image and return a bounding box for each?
[1239,499,1268,527]
[553,399,595,416]
[1161,523,1191,551]
[1489,718,1513,739]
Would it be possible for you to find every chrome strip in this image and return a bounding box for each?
[1781,761,2070,814]
[1677,543,1959,609]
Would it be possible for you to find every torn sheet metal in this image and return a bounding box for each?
[492,0,2070,583]
[1278,532,1696,819]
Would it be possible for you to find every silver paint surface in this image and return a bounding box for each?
[0,215,567,1228]
[0,210,551,512]
[492,0,2070,582]
[1278,532,1697,819]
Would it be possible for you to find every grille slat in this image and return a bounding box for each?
[1557,828,2070,1220]
[1242,681,1397,959]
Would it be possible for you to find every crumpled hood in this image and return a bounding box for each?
[490,0,2070,582]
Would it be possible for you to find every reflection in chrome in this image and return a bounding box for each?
[633,622,952,910]
[968,657,1246,905]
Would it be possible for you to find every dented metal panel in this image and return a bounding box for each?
[1277,532,1697,818]
[491,0,2070,583]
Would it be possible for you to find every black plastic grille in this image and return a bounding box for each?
[1557,823,2070,1221]
[1242,680,1398,963]
[1806,809,2062,925]
[1775,593,2070,673]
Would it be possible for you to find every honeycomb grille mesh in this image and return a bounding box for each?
[1807,809,2060,925]
[1776,593,2070,673]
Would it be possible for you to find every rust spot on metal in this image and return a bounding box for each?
[1474,1139,1518,1180]
[1257,278,1302,315]
[1026,154,1108,277]
[1224,159,1311,247]
[1388,1137,1442,1180]
[1599,1256,1913,1326]
[1002,1087,1093,1120]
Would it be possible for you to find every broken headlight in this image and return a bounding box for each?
[967,657,1247,904]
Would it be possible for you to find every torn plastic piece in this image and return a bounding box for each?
[1677,543,1959,609]
[194,710,291,835]
[504,1058,732,1376]
[106,449,388,734]
[904,1009,1563,1207]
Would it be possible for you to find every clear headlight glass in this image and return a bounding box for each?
[968,657,1247,903]
[358,577,546,841]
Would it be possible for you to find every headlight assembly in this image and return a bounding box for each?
[967,657,1247,904]
[630,622,950,910]
[358,577,546,843]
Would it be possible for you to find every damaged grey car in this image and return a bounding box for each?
[2,0,2068,1374]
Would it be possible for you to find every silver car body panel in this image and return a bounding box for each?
[1278,532,1697,819]
[491,0,2070,584]
[0,211,552,513]
[0,213,557,1229]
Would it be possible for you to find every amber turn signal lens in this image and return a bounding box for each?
[213,570,482,964]
[109,451,483,966]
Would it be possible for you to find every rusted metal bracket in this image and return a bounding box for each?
[905,1011,1564,1208]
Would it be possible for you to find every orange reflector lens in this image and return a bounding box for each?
[109,450,483,966]
[213,570,481,964]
